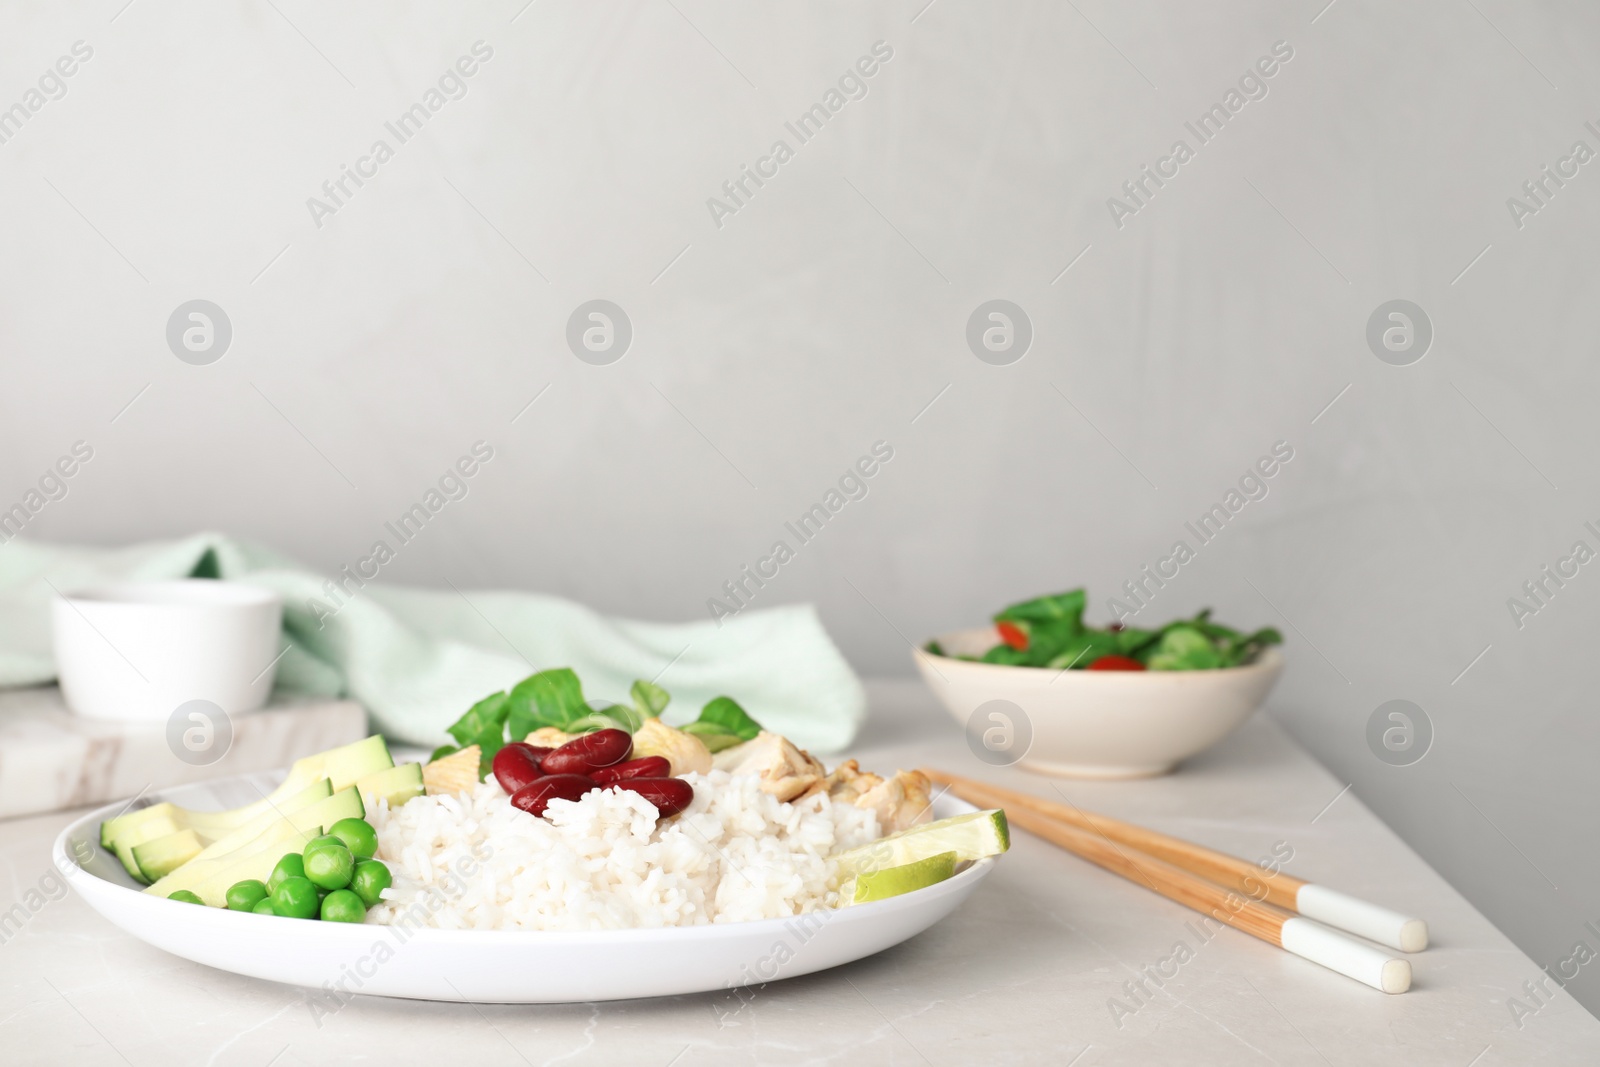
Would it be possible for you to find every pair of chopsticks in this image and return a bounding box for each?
[923,770,1425,994]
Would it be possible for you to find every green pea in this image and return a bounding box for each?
[304,842,354,890]
[349,860,393,908]
[168,890,204,905]
[271,876,320,919]
[303,835,344,857]
[268,853,306,894]
[252,899,276,916]
[320,889,366,923]
[328,817,379,861]
[225,879,269,912]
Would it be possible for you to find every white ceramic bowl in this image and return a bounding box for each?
[52,580,283,722]
[56,771,998,1003]
[914,627,1284,779]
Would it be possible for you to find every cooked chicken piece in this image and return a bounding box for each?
[631,719,712,776]
[526,727,580,749]
[800,758,883,803]
[852,769,935,833]
[712,731,827,801]
[711,734,931,830]
[423,745,480,796]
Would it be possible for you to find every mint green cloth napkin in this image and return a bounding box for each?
[0,534,865,752]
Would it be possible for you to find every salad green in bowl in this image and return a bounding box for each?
[923,588,1282,673]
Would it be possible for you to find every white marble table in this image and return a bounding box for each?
[4,681,1597,1065]
[0,686,367,818]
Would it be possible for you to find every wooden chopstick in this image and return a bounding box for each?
[929,774,1413,994]
[924,769,1427,953]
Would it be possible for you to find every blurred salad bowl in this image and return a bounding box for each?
[914,590,1285,779]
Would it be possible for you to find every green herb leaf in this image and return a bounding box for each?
[1147,625,1223,670]
[569,706,642,735]
[630,680,670,719]
[447,691,509,748]
[429,744,460,762]
[974,590,1277,671]
[679,722,747,752]
[1216,626,1283,667]
[1044,631,1122,670]
[444,690,511,779]
[995,590,1086,631]
[505,668,589,740]
[694,696,763,742]
[1113,626,1160,656]
[980,644,1029,666]
[1188,611,1243,643]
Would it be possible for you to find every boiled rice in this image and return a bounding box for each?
[365,770,880,931]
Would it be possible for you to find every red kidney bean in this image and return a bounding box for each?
[590,756,671,785]
[613,777,694,818]
[492,743,547,795]
[509,774,597,817]
[541,729,633,776]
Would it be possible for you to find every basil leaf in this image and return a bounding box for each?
[429,744,460,762]
[506,668,589,740]
[694,696,763,742]
[630,680,670,719]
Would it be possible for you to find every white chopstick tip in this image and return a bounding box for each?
[1280,917,1410,994]
[1295,884,1426,954]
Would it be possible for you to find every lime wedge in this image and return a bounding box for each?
[852,851,957,904]
[832,809,1009,882]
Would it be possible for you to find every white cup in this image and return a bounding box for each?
[52,580,284,722]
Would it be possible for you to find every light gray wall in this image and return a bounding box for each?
[4,0,1599,1015]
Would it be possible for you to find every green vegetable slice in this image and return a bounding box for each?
[832,809,1010,882]
[852,851,958,903]
[1146,625,1222,670]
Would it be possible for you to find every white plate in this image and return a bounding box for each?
[56,771,998,1004]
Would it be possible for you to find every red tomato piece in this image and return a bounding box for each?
[996,621,1029,651]
[1087,654,1145,671]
